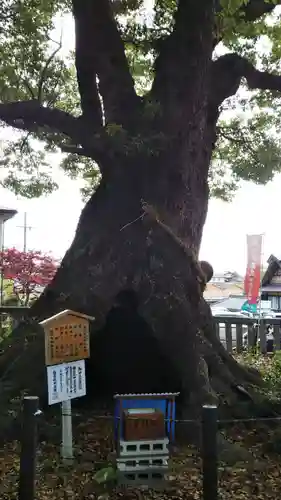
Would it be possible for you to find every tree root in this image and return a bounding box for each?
[198,298,263,386]
[0,210,270,445]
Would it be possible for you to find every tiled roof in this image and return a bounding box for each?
[204,282,244,300]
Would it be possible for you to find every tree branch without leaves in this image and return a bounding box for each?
[0,100,107,161]
[208,53,281,125]
[0,100,81,141]
[37,33,62,103]
[151,0,214,128]
[217,126,262,167]
[72,0,140,128]
[0,100,119,174]
[72,0,103,128]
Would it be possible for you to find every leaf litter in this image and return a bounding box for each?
[1,409,281,499]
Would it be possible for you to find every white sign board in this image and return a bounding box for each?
[47,359,86,405]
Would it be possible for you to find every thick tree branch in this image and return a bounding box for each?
[213,1,281,48]
[72,0,140,128]
[0,100,132,178]
[72,0,103,128]
[215,0,281,22]
[0,100,81,139]
[242,0,281,22]
[0,100,107,165]
[151,0,214,129]
[208,53,281,125]
[241,60,281,92]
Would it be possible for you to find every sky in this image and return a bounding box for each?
[0,10,280,275]
[1,172,280,274]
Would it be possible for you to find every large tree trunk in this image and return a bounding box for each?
[26,141,260,410]
[34,147,209,400]
[0,69,262,415]
[0,0,269,429]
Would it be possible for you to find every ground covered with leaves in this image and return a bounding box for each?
[1,354,281,499]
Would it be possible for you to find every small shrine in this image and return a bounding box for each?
[113,392,179,487]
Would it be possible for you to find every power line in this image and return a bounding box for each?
[17,212,35,252]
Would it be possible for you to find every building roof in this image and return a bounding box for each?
[0,207,17,222]
[210,271,244,283]
[213,295,246,311]
[204,282,244,302]
[261,285,281,293]
[262,254,281,287]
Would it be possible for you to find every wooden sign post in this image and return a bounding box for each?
[40,310,93,464]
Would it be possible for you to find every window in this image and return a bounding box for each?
[270,296,281,311]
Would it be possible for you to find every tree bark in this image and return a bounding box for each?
[31,144,208,399]
[0,72,265,412]
[25,134,260,410]
[1,0,275,419]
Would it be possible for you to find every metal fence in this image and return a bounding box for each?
[2,400,280,500]
[0,310,280,499]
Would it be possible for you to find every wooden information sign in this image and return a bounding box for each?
[40,310,94,366]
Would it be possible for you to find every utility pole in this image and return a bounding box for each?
[0,207,17,306]
[17,212,34,252]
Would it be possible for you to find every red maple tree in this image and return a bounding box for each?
[0,248,58,305]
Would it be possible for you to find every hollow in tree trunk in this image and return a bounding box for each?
[30,147,261,410]
[2,0,278,418]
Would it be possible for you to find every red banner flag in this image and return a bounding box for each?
[244,234,262,305]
